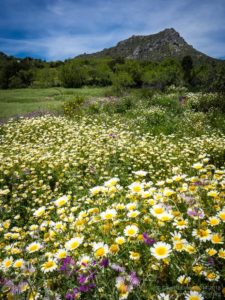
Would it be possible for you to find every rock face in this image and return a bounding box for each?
[79,28,214,62]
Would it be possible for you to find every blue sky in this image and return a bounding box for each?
[0,0,225,61]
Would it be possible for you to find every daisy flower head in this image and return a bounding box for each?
[205,271,220,282]
[124,225,139,237]
[109,244,120,254]
[177,275,191,285]
[157,212,174,222]
[150,204,165,217]
[173,218,188,230]
[185,291,204,300]
[126,202,138,211]
[41,259,57,273]
[104,178,119,187]
[55,249,67,259]
[128,182,143,194]
[218,248,225,259]
[171,231,182,242]
[163,188,175,197]
[65,237,83,251]
[116,276,129,299]
[26,242,42,253]
[92,242,109,258]
[141,190,153,199]
[207,190,219,198]
[129,251,141,260]
[207,216,220,226]
[101,208,117,220]
[206,248,217,256]
[173,239,187,252]
[133,170,147,177]
[172,174,186,182]
[33,206,46,217]
[127,210,140,218]
[1,257,13,271]
[90,186,106,196]
[218,209,225,222]
[13,259,25,269]
[54,195,69,207]
[79,255,92,267]
[115,236,126,245]
[192,163,203,170]
[158,293,170,300]
[116,203,125,210]
[211,234,223,244]
[150,242,172,260]
[192,228,212,242]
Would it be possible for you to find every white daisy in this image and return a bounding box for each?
[150,242,172,260]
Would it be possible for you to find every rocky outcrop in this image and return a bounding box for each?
[78,28,215,62]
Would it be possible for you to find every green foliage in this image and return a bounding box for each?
[86,101,101,114]
[181,55,194,85]
[142,59,182,91]
[208,64,225,94]
[99,97,135,115]
[8,75,24,89]
[87,59,113,86]
[1,51,225,93]
[62,95,85,116]
[60,60,88,88]
[188,93,225,113]
[113,96,134,113]
[33,67,60,88]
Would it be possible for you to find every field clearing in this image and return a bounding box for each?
[0,87,109,119]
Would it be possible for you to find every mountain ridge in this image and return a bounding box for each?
[77,28,217,62]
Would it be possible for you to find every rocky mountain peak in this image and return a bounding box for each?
[78,28,214,62]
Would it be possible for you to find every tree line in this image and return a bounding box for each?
[0,51,224,92]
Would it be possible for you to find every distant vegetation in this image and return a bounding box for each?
[0,51,225,95]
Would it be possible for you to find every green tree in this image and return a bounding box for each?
[181,55,194,85]
[60,60,88,88]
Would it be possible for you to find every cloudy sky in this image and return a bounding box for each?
[0,0,225,61]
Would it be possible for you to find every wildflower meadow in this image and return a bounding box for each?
[0,105,225,299]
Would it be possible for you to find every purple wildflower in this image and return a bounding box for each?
[78,274,87,284]
[79,283,95,292]
[194,181,202,186]
[3,280,20,295]
[65,291,74,300]
[100,258,109,268]
[142,233,155,246]
[89,272,96,281]
[129,272,140,286]
[109,133,117,138]
[60,256,76,271]
[187,207,205,219]
[111,263,125,272]
[207,257,215,266]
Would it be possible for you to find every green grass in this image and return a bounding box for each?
[0,87,109,119]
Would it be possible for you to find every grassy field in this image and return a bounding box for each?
[0,87,109,119]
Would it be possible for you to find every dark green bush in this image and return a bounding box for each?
[86,102,101,114]
[114,97,134,114]
[62,96,84,116]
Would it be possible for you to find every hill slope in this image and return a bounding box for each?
[78,28,216,62]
